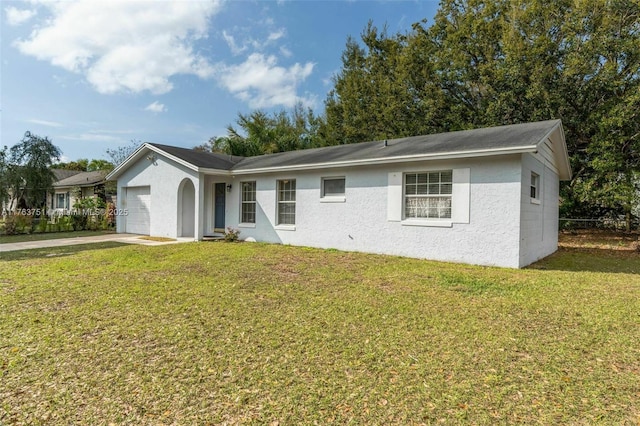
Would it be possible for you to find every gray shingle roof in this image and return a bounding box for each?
[142,120,560,172]
[53,170,109,187]
[108,119,567,181]
[148,143,243,170]
[232,120,561,171]
[52,169,82,181]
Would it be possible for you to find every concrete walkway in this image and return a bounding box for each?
[0,233,193,253]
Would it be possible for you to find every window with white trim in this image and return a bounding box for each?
[240,181,256,223]
[277,179,296,225]
[404,171,453,219]
[530,172,540,200]
[321,177,345,198]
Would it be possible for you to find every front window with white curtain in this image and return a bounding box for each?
[404,171,453,219]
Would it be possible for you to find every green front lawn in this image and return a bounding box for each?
[0,242,128,262]
[0,229,115,244]
[1,242,638,424]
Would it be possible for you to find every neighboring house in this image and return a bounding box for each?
[48,170,110,213]
[1,169,80,212]
[52,169,83,182]
[106,120,571,268]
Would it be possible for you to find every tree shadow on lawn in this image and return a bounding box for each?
[529,246,640,274]
[0,242,129,262]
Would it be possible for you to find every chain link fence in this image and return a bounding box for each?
[559,218,637,231]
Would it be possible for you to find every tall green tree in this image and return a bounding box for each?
[558,0,640,229]
[324,0,640,225]
[54,158,89,171]
[7,131,62,209]
[202,104,324,156]
[54,158,114,172]
[106,140,141,166]
[194,136,230,154]
[87,159,114,171]
[0,147,10,209]
[324,23,433,145]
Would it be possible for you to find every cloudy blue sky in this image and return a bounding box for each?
[1,0,439,163]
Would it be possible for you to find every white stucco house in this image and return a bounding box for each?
[106,119,571,268]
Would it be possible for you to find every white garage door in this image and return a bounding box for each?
[125,186,150,235]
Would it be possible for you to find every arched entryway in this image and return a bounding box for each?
[177,178,195,238]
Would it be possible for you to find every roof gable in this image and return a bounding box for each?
[147,143,243,170]
[106,142,244,180]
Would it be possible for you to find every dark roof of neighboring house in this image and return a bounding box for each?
[147,143,244,170]
[52,169,82,181]
[233,120,562,171]
[53,170,109,187]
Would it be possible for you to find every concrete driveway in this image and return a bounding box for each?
[0,233,192,253]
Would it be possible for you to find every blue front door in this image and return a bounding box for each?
[214,183,226,230]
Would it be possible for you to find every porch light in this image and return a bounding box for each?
[226,184,232,192]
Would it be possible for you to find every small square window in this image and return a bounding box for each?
[530,172,540,200]
[322,177,345,198]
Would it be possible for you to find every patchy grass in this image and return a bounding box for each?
[0,241,639,424]
[0,242,128,262]
[559,229,638,251]
[138,236,177,242]
[527,230,640,274]
[0,230,114,244]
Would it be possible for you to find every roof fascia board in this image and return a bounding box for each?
[555,123,572,180]
[53,182,104,188]
[145,145,199,173]
[106,143,200,180]
[105,143,149,181]
[535,120,572,180]
[536,120,562,148]
[106,123,570,180]
[198,168,233,175]
[231,145,537,175]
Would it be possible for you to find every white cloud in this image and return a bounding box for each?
[222,30,247,56]
[145,101,167,113]
[322,68,341,87]
[83,128,135,135]
[5,6,37,26]
[62,133,125,143]
[279,46,293,58]
[13,2,316,109]
[267,29,286,42]
[27,118,64,128]
[218,53,314,108]
[61,128,136,143]
[222,27,288,56]
[14,0,222,95]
